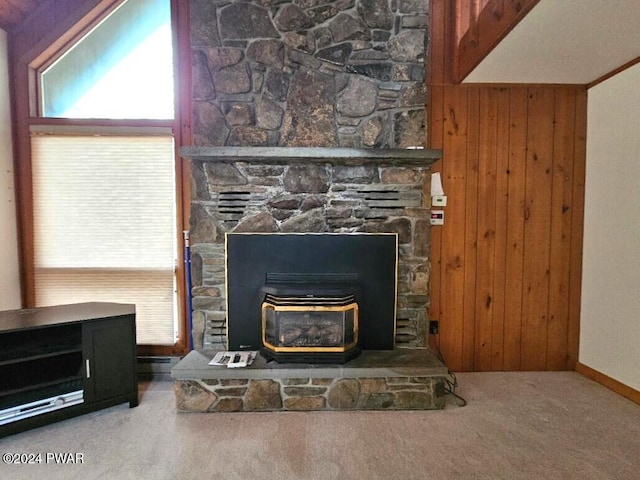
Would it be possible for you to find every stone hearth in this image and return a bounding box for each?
[172,348,448,412]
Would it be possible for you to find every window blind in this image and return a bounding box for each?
[30,133,177,345]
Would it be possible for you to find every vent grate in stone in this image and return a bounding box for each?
[216,191,251,213]
[352,186,422,210]
[212,191,267,219]
[395,317,418,345]
[203,317,227,349]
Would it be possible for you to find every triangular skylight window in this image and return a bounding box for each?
[40,0,174,119]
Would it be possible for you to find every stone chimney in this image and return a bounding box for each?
[186,0,433,350]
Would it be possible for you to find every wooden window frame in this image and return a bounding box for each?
[9,0,192,356]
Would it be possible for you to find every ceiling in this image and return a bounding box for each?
[463,0,640,84]
[0,0,36,32]
[3,0,640,85]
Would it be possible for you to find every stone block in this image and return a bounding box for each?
[363,116,384,147]
[311,378,334,386]
[247,39,284,68]
[283,386,328,396]
[402,14,428,28]
[389,30,426,62]
[399,0,428,14]
[284,164,330,193]
[329,13,371,42]
[358,0,393,29]
[406,293,429,308]
[203,47,243,69]
[393,391,432,409]
[224,102,254,126]
[385,376,411,384]
[264,70,291,102]
[316,43,353,66]
[346,62,392,82]
[192,50,215,100]
[219,3,279,39]
[380,167,422,184]
[282,378,310,386]
[205,162,247,186]
[255,97,284,130]
[190,0,221,47]
[192,296,224,310]
[213,63,251,94]
[284,397,326,410]
[359,378,387,393]
[268,194,302,210]
[389,384,428,391]
[272,209,294,221]
[308,4,340,25]
[413,218,430,257]
[281,69,338,146]
[191,286,221,297]
[275,4,313,31]
[216,387,248,397]
[411,269,429,293]
[174,381,217,412]
[362,392,394,409]
[227,126,269,146]
[211,397,244,412]
[399,81,427,108]
[327,379,360,409]
[245,380,283,410]
[233,212,278,232]
[337,76,378,117]
[410,377,435,384]
[219,379,249,386]
[300,195,327,211]
[280,208,327,232]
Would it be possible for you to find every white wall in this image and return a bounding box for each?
[0,29,22,310]
[581,63,640,391]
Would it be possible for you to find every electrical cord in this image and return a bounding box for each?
[443,369,467,407]
[430,329,468,407]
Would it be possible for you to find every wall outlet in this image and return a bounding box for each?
[429,320,439,335]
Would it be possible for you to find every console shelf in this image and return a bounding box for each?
[0,302,138,437]
[0,347,83,366]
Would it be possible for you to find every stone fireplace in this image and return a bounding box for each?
[170,0,448,413]
[185,0,436,351]
[183,147,440,350]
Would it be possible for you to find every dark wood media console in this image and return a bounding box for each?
[0,302,138,437]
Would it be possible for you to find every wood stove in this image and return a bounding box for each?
[225,233,397,363]
[260,274,361,363]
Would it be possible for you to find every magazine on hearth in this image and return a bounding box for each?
[208,351,258,368]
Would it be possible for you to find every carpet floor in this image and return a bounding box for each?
[1,371,638,480]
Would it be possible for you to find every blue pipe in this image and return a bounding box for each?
[183,230,193,351]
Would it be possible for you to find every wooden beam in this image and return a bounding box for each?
[0,0,23,31]
[10,0,121,65]
[454,0,540,83]
[587,55,640,89]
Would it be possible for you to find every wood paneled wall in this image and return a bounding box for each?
[427,0,586,372]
